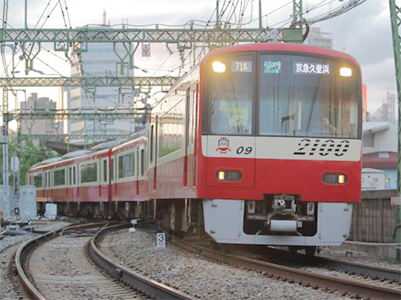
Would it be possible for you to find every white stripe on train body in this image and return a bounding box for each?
[202,135,362,161]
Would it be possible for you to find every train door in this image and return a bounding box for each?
[136,147,139,195]
[150,117,158,191]
[72,164,77,200]
[67,166,72,201]
[101,158,108,201]
[110,156,116,201]
[193,84,199,187]
[139,146,145,197]
[183,88,191,187]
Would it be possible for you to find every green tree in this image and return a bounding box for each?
[1,138,59,185]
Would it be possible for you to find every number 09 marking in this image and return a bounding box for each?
[236,146,253,155]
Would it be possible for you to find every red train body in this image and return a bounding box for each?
[28,43,362,248]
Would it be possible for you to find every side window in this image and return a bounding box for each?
[150,124,154,163]
[141,149,145,176]
[118,152,135,179]
[54,169,66,186]
[111,158,114,181]
[80,162,98,184]
[73,166,76,185]
[103,159,107,183]
[186,88,191,147]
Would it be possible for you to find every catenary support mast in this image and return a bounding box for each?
[389,0,401,243]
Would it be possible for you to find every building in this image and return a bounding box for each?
[304,27,333,49]
[65,25,136,145]
[362,121,397,190]
[20,93,63,146]
[369,92,396,124]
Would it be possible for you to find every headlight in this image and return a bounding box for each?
[340,67,352,77]
[212,61,226,73]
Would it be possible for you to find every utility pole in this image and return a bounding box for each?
[24,0,27,29]
[259,0,263,29]
[389,0,401,243]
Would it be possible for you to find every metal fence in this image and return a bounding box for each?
[349,190,397,243]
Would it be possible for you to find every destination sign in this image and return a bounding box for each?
[294,62,330,75]
[263,61,282,74]
[231,61,252,73]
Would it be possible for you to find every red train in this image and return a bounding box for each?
[28,43,362,253]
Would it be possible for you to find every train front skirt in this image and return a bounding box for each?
[203,199,353,246]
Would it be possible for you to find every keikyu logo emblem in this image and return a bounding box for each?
[216,137,231,154]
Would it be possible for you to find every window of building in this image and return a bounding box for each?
[363,133,374,147]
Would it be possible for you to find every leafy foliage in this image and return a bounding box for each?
[1,138,59,185]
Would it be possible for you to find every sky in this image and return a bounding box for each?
[1,0,397,115]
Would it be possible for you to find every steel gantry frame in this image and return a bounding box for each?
[0,1,307,144]
[0,76,178,87]
[0,27,302,45]
[389,0,401,243]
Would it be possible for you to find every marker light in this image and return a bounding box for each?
[217,170,242,181]
[323,173,347,184]
[212,61,226,73]
[338,174,346,184]
[340,67,352,77]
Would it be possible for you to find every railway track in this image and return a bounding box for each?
[242,246,401,283]
[304,253,401,283]
[170,236,401,299]
[15,222,193,300]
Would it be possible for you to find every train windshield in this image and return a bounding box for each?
[208,55,255,135]
[259,54,360,138]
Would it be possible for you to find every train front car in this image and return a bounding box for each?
[199,43,362,251]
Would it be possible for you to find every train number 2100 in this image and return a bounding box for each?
[293,139,350,157]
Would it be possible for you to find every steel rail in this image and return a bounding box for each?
[14,222,106,300]
[170,237,401,299]
[88,223,195,300]
[249,246,401,283]
[313,256,401,284]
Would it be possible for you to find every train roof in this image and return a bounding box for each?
[29,130,149,172]
[62,149,92,159]
[202,42,360,68]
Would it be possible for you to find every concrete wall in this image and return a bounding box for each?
[349,190,398,243]
[363,123,397,154]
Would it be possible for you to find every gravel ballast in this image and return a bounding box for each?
[100,229,346,300]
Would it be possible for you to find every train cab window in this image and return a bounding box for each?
[259,54,360,138]
[207,55,255,135]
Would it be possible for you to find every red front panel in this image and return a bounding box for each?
[198,155,361,202]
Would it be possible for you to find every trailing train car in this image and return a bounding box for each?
[28,43,362,253]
